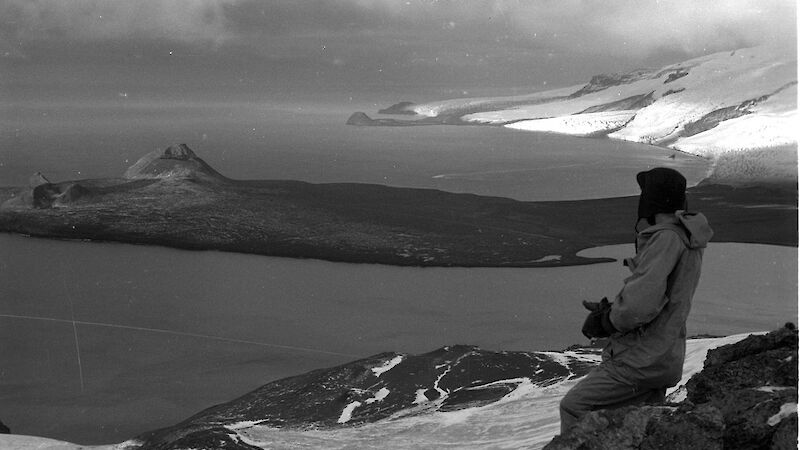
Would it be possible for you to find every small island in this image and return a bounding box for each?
[0,144,795,267]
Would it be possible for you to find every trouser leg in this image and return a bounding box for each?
[559,365,666,435]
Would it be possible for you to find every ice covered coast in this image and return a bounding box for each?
[414,46,797,179]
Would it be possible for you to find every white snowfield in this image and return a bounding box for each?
[415,46,797,161]
[0,333,755,450]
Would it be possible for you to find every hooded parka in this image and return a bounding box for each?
[604,210,714,388]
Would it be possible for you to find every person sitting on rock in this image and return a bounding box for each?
[559,167,714,434]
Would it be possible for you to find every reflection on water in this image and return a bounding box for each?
[0,234,795,444]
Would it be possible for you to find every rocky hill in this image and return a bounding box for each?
[123,143,226,181]
[5,326,792,449]
[129,325,797,449]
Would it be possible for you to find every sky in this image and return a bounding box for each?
[1,0,797,105]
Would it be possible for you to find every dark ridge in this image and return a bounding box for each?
[347,111,470,127]
[576,91,655,114]
[378,101,417,115]
[663,88,686,97]
[664,69,689,84]
[568,69,655,98]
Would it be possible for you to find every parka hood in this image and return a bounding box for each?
[639,211,713,249]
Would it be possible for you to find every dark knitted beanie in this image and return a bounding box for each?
[636,167,687,222]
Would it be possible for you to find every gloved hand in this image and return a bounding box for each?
[581,297,618,339]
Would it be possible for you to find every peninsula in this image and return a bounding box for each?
[0,144,795,267]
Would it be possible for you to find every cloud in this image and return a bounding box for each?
[327,0,797,58]
[1,0,237,45]
[2,0,795,59]
[484,0,796,57]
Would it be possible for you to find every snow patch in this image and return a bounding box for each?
[226,420,264,431]
[338,401,363,424]
[372,355,403,377]
[413,388,430,405]
[366,387,390,404]
[767,402,797,426]
[755,386,795,393]
[506,111,635,136]
[531,255,562,263]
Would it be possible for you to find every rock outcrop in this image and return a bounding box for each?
[378,101,417,115]
[346,111,377,125]
[123,144,225,181]
[544,324,798,450]
[577,92,655,114]
[568,69,655,98]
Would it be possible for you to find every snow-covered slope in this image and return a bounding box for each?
[0,333,754,450]
[413,46,797,167]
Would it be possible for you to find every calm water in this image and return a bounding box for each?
[1,101,708,200]
[0,234,795,443]
[0,100,783,444]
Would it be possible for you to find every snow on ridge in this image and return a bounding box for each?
[506,111,635,136]
[412,46,796,181]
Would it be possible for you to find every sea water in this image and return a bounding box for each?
[0,101,792,444]
[0,235,795,444]
[1,101,708,200]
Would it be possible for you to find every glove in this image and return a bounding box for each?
[581,297,618,339]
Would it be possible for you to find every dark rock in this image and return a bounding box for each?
[544,405,723,450]
[135,346,599,448]
[142,426,263,450]
[713,387,797,449]
[346,111,457,127]
[664,69,689,84]
[548,325,799,449]
[687,325,798,404]
[32,183,60,208]
[640,404,724,450]
[53,183,91,206]
[662,88,686,97]
[0,419,9,434]
[577,92,655,114]
[569,69,655,98]
[28,182,92,208]
[681,82,796,138]
[682,104,754,137]
[378,101,416,115]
